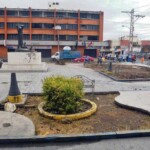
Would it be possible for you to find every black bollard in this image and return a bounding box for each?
[108,61,112,72]
[7,73,23,103]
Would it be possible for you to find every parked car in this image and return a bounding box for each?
[73,56,94,62]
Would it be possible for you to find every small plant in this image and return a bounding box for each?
[42,76,84,114]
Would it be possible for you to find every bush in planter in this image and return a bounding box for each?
[42,76,84,114]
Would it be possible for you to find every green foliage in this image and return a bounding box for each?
[42,76,84,114]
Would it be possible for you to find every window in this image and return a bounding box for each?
[7,34,18,40]
[0,34,4,40]
[32,34,42,40]
[87,25,99,30]
[32,34,54,41]
[80,13,88,19]
[88,36,98,41]
[80,35,88,41]
[19,11,29,17]
[43,23,54,29]
[59,35,66,40]
[32,23,42,28]
[32,11,42,17]
[80,25,87,30]
[80,13,99,19]
[59,24,67,30]
[56,12,67,18]
[80,25,99,30]
[23,34,30,40]
[7,23,29,29]
[67,24,78,30]
[0,23,4,28]
[32,23,54,29]
[43,11,54,17]
[7,10,18,16]
[67,35,77,41]
[0,10,4,16]
[91,14,99,19]
[43,35,54,41]
[68,12,78,18]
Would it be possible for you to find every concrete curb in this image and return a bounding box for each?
[38,99,97,120]
[0,130,150,143]
[24,91,120,96]
[115,100,150,115]
[98,71,150,82]
[0,70,48,73]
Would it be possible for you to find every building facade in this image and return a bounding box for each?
[0,7,106,59]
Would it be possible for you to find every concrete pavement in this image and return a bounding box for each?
[115,91,150,114]
[0,111,35,137]
[0,63,150,97]
[0,62,150,138]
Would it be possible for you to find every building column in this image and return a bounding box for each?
[4,7,7,40]
[99,11,103,42]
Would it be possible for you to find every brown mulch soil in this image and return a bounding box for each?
[85,63,150,79]
[15,95,150,136]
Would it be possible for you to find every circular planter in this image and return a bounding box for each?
[38,99,97,120]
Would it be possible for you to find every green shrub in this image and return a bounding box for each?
[42,76,84,114]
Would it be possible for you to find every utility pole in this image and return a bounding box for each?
[121,9,145,54]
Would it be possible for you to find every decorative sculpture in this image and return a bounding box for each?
[16,25,29,52]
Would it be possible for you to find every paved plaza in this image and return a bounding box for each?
[0,63,150,99]
[0,62,150,112]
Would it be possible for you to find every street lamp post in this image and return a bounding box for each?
[48,2,61,52]
[54,25,61,52]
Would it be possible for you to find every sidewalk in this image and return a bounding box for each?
[115,91,150,115]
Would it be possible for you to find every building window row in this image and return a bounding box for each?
[0,34,98,41]
[80,24,99,30]
[7,23,29,28]
[59,35,78,41]
[59,24,78,30]
[0,32,99,41]
[0,9,99,19]
[7,34,29,40]
[3,34,77,41]
[80,35,98,41]
[32,34,54,41]
[1,23,98,30]
[80,13,99,19]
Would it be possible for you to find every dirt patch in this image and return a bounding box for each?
[15,95,150,136]
[85,63,150,79]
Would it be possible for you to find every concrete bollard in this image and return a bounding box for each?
[7,73,23,103]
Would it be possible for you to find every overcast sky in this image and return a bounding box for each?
[1,0,150,41]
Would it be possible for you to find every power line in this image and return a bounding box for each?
[134,4,150,9]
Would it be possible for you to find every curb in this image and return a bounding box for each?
[38,99,97,120]
[98,71,150,82]
[115,100,150,115]
[0,130,150,144]
[24,91,120,96]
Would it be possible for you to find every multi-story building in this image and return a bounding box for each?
[0,7,106,59]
